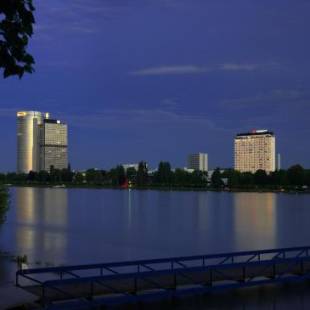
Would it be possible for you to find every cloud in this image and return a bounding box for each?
[130,63,275,76]
[130,65,209,76]
[33,0,131,41]
[222,88,310,108]
[219,63,260,71]
[65,108,225,132]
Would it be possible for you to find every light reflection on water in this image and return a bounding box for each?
[14,187,68,264]
[1,188,310,308]
[233,193,277,250]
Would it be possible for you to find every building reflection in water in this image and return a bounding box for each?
[15,187,68,265]
[233,192,277,251]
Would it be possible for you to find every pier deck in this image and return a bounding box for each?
[16,246,310,309]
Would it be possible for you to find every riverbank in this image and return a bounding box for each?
[0,283,37,309]
[0,186,9,224]
[5,183,310,194]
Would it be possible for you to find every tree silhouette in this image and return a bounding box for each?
[136,161,148,186]
[0,0,35,78]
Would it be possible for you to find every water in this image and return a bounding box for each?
[1,187,310,308]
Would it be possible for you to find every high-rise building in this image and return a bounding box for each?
[187,153,208,172]
[234,130,275,173]
[17,111,68,173]
[39,119,68,171]
[17,111,47,173]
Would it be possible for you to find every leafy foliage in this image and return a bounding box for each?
[211,168,223,188]
[136,161,148,187]
[0,0,35,78]
[0,164,309,190]
[0,186,9,224]
[154,162,173,185]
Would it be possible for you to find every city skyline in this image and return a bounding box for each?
[0,1,310,170]
[11,109,308,173]
[14,111,288,174]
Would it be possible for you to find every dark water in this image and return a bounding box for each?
[1,187,310,308]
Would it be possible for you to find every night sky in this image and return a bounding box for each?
[0,0,310,171]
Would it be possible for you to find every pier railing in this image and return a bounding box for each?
[16,246,310,309]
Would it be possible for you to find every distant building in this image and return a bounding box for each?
[17,111,68,173]
[122,164,139,171]
[39,119,68,171]
[187,153,208,172]
[234,129,275,173]
[183,167,195,173]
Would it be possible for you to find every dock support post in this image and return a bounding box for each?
[89,282,94,300]
[41,285,46,307]
[210,270,213,286]
[134,277,138,295]
[174,272,177,289]
[15,272,19,287]
[242,266,246,282]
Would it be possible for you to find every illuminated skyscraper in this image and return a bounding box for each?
[234,130,275,173]
[187,153,208,172]
[17,111,47,173]
[17,111,68,173]
[39,119,68,171]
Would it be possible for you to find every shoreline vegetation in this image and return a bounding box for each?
[0,186,8,225]
[1,162,309,193]
[6,184,310,195]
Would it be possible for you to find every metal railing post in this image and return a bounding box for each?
[16,272,19,287]
[210,269,213,286]
[174,271,177,289]
[41,284,46,307]
[134,277,138,295]
[89,281,94,300]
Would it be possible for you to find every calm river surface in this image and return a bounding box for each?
[1,187,310,308]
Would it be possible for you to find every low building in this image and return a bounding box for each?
[187,153,208,172]
[122,164,139,171]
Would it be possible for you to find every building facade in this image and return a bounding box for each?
[234,130,275,173]
[187,153,208,172]
[122,164,139,171]
[17,111,47,173]
[39,119,68,171]
[17,111,68,173]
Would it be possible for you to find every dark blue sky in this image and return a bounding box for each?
[1,0,310,171]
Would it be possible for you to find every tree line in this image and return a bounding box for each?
[215,165,310,190]
[0,163,309,191]
[0,186,8,224]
